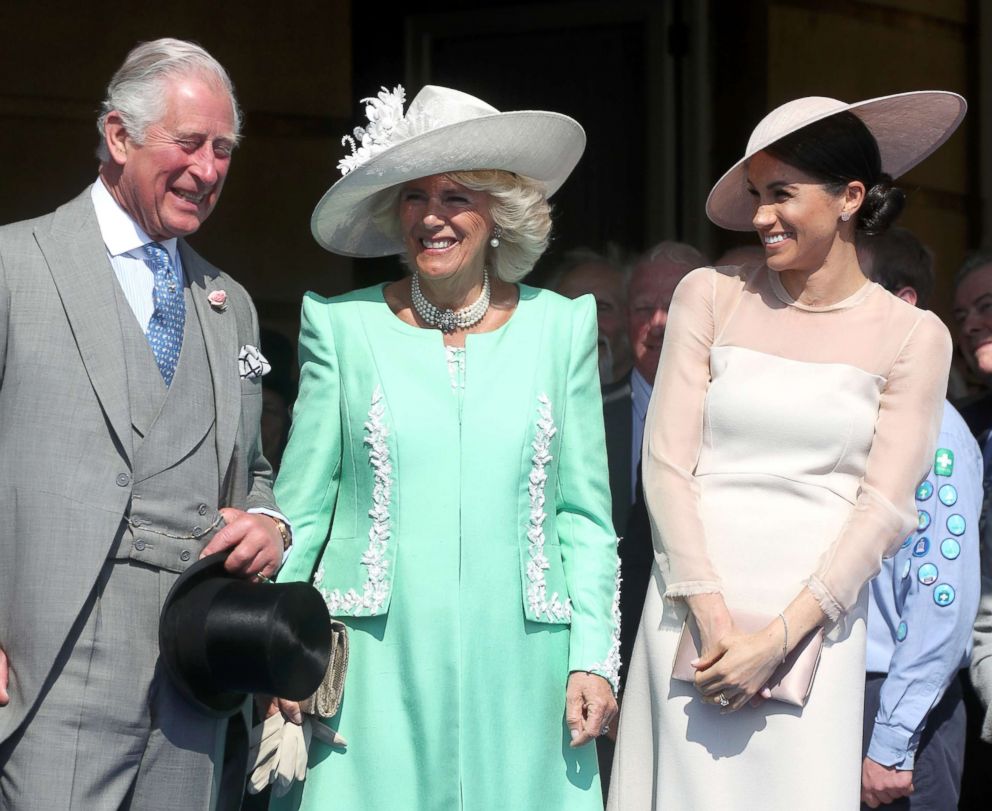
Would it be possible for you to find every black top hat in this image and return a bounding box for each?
[159,552,332,718]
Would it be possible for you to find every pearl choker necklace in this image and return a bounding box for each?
[411,269,491,333]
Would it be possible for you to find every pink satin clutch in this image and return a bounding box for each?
[671,610,824,708]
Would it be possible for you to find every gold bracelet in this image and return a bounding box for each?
[778,612,789,663]
[271,517,292,551]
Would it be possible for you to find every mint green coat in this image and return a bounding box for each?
[272,284,619,811]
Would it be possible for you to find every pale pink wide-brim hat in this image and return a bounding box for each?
[706,90,967,231]
[311,84,586,256]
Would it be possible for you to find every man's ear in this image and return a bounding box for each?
[103,111,130,166]
[894,285,919,307]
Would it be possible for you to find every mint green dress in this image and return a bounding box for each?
[271,284,619,811]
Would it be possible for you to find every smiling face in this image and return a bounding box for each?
[398,174,493,283]
[102,73,236,240]
[953,263,992,379]
[627,259,691,382]
[746,151,852,274]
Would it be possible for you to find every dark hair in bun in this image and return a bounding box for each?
[765,110,904,234]
[858,174,905,235]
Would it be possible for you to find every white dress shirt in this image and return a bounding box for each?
[91,179,183,332]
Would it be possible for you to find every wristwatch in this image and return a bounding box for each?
[271,517,292,551]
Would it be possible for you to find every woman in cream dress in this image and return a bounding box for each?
[609,92,966,809]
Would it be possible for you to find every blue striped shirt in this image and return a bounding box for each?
[90,180,183,331]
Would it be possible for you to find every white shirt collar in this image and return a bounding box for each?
[90,178,179,264]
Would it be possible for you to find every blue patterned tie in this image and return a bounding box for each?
[143,242,185,386]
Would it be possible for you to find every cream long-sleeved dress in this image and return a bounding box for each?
[608,265,951,810]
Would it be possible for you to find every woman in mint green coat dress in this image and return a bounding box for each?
[268,84,620,810]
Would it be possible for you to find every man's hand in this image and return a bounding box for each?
[861,756,914,807]
[565,671,618,748]
[0,646,9,706]
[199,508,283,578]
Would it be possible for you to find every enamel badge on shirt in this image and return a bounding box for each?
[934,448,954,477]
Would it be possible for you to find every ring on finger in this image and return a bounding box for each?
[717,692,730,707]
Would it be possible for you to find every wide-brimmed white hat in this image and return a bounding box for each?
[310,84,586,256]
[706,90,966,231]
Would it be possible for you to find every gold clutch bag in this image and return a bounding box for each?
[671,610,824,708]
[298,619,349,718]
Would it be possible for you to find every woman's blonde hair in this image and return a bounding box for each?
[370,170,553,283]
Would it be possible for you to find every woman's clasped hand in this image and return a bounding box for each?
[686,595,777,712]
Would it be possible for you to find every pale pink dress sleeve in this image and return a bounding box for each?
[642,266,952,618]
[641,267,724,598]
[807,312,952,618]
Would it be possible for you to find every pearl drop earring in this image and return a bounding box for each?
[490,226,503,248]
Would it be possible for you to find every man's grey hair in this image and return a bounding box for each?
[96,38,242,162]
[636,240,708,272]
[547,245,629,293]
[954,250,992,292]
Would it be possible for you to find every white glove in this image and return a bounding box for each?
[248,714,348,796]
[247,713,285,794]
[272,718,311,797]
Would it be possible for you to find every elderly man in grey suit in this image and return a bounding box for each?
[0,39,288,810]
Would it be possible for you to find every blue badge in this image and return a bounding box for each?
[946,514,966,536]
[918,563,939,586]
[896,621,908,642]
[918,511,931,531]
[901,559,912,579]
[901,534,913,549]
[940,538,961,560]
[913,537,930,557]
[938,485,958,507]
[934,584,955,607]
[916,481,934,501]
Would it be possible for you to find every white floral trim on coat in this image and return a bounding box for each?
[587,549,622,693]
[315,386,393,615]
[526,394,573,622]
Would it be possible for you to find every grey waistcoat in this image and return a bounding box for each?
[110,279,222,573]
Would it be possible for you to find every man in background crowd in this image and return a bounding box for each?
[552,247,632,386]
[596,239,706,796]
[955,251,992,809]
[953,251,992,438]
[857,228,982,809]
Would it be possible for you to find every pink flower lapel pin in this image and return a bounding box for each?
[208,290,228,312]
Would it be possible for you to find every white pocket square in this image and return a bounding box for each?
[239,345,271,380]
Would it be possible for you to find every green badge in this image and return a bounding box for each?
[934,448,954,477]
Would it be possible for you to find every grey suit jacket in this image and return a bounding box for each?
[603,374,633,536]
[0,188,276,744]
[972,577,992,742]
